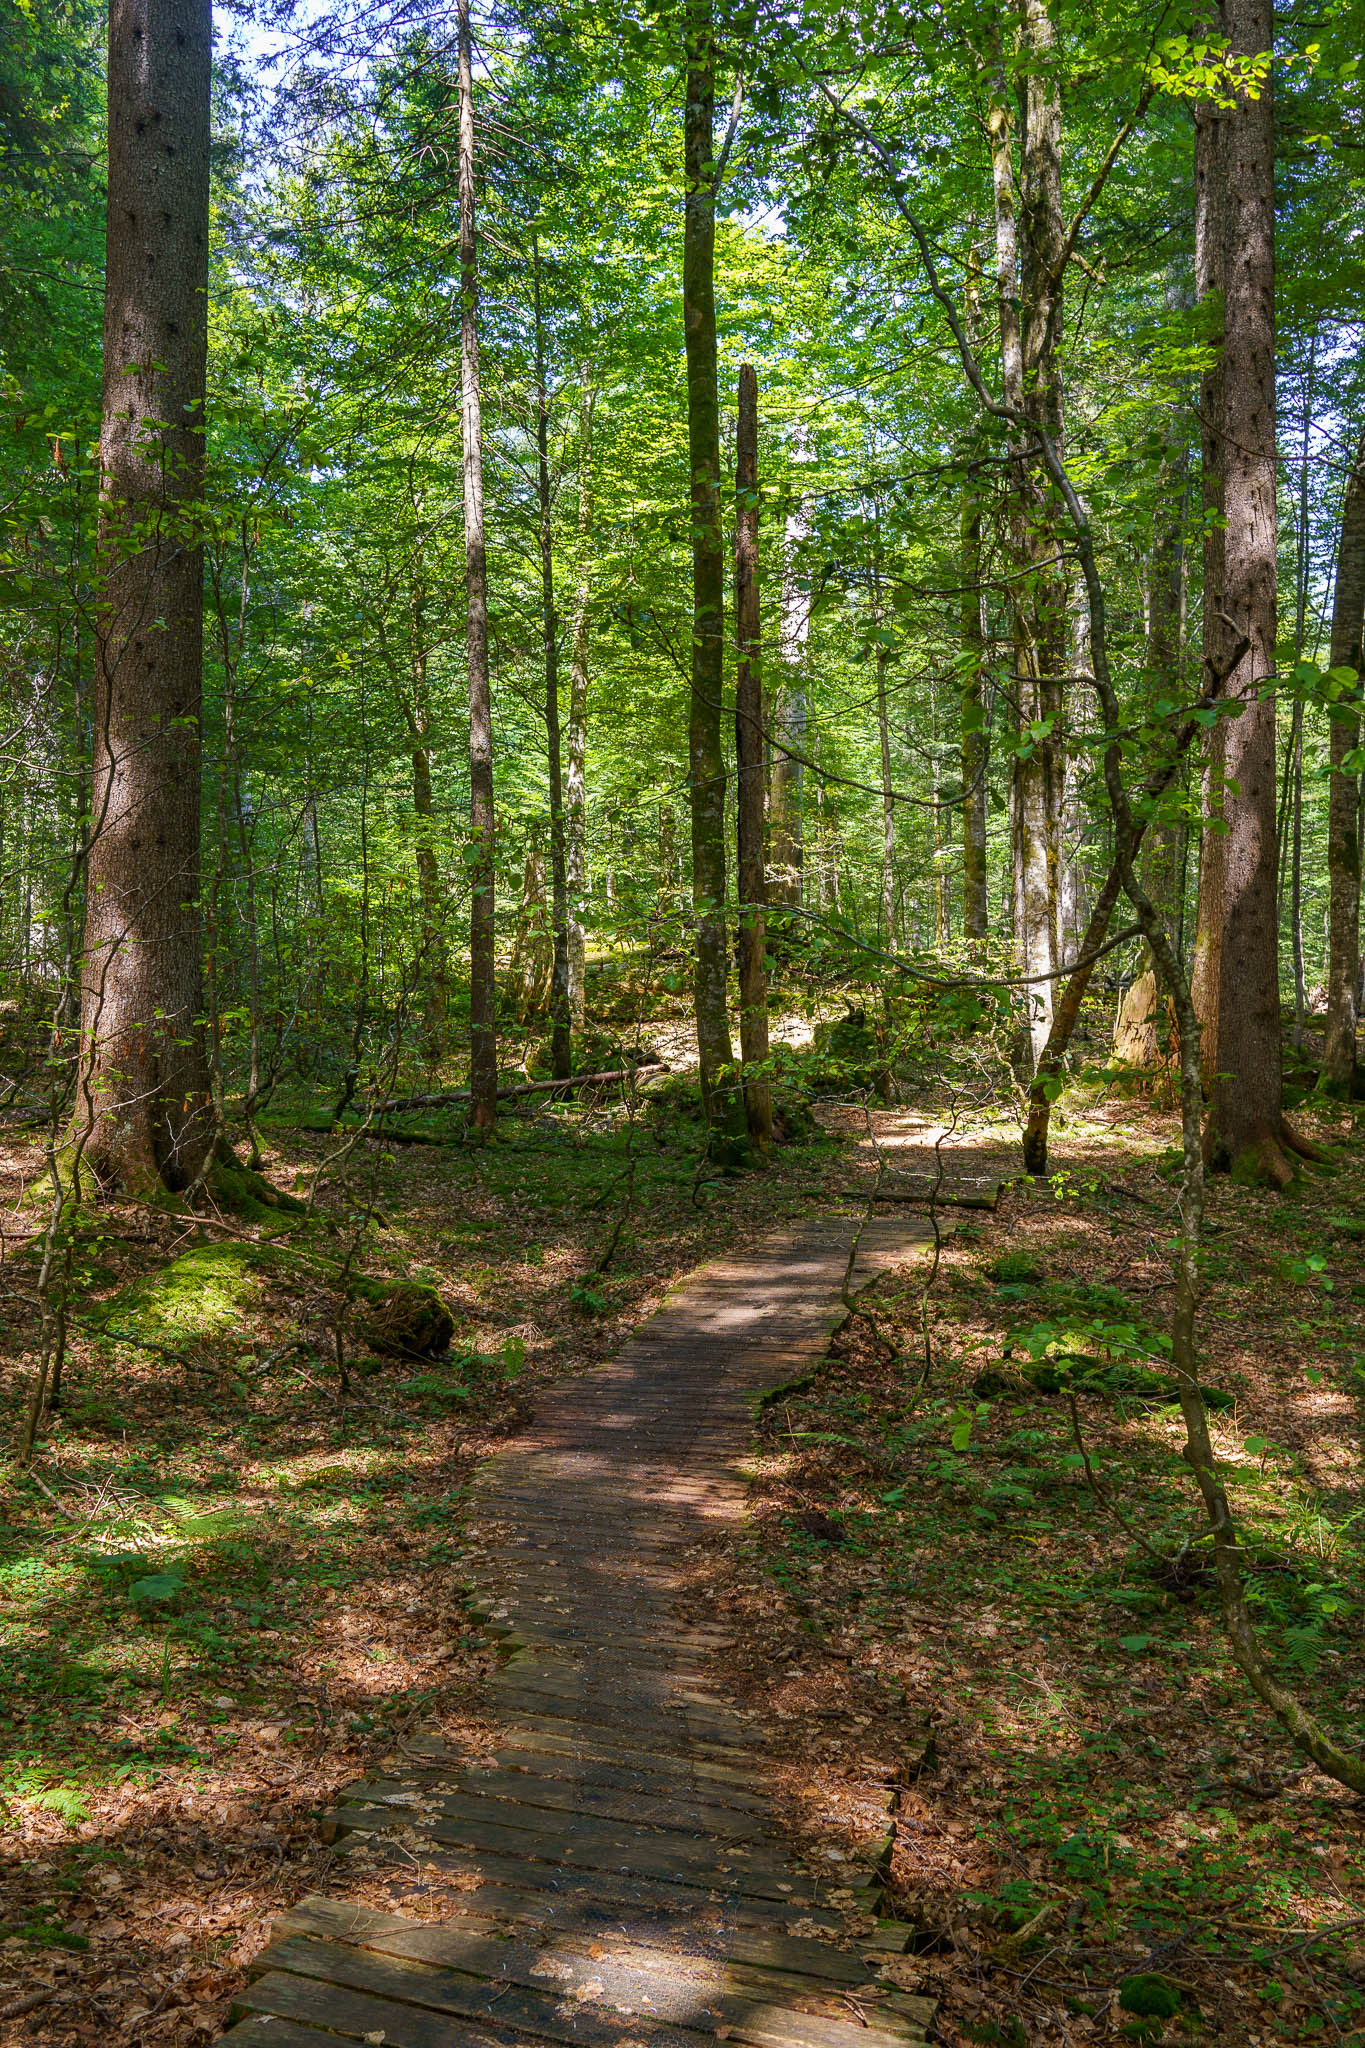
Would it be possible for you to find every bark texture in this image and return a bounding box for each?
[960,475,989,944]
[1323,425,1365,1093]
[1205,0,1286,1179]
[534,245,572,1081]
[458,0,497,1128]
[683,0,738,1129]
[734,365,772,1144]
[988,20,1066,1069]
[566,376,595,1028]
[1190,94,1228,1074]
[768,484,811,910]
[78,0,214,1194]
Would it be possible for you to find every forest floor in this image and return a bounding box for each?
[0,1023,1362,2048]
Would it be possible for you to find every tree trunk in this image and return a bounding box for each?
[406,580,449,1060]
[77,0,214,1195]
[458,0,497,1129]
[534,240,572,1081]
[1205,0,1289,1180]
[734,363,772,1144]
[566,377,595,1030]
[683,0,737,1130]
[960,472,989,944]
[987,21,1065,1071]
[1190,95,1228,1075]
[1323,425,1365,1093]
[768,480,811,910]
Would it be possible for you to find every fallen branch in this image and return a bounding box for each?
[373,1063,668,1114]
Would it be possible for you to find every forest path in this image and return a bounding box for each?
[218,1210,956,2048]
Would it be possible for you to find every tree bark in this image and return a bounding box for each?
[734,363,772,1144]
[683,0,737,1130]
[533,240,572,1081]
[405,578,449,1060]
[77,0,214,1195]
[458,0,497,1130]
[987,20,1066,1071]
[566,373,595,1029]
[960,472,989,944]
[1205,0,1288,1179]
[1323,425,1365,1093]
[768,480,811,910]
[1190,94,1228,1075]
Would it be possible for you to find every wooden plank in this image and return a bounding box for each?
[328,1800,815,1896]
[333,1837,848,1933]
[217,2019,348,2048]
[349,1769,768,1839]
[276,1898,931,2042]
[255,1931,925,2048]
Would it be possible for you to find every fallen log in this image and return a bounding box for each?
[375,1063,668,1114]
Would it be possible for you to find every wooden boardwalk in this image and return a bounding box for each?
[222,1213,948,2048]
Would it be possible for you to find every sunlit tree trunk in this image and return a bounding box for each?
[1323,424,1365,1094]
[458,0,496,1129]
[1190,95,1228,1075]
[405,578,449,1061]
[960,472,989,945]
[734,363,771,1143]
[1205,0,1292,1180]
[769,482,811,910]
[566,373,595,1029]
[987,20,1066,1070]
[533,239,572,1081]
[683,0,737,1128]
[77,0,213,1194]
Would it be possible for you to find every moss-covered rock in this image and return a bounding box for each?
[95,1242,268,1349]
[349,1276,455,1359]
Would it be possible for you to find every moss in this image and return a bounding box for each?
[208,1153,307,1225]
[94,1242,268,1348]
[1118,1974,1182,2020]
[348,1276,455,1359]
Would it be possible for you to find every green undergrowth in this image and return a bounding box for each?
[737,1125,1365,2044]
[0,1058,848,1965]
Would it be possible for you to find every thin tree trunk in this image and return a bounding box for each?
[566,373,595,1029]
[458,0,496,1130]
[683,0,737,1129]
[1323,424,1365,1092]
[960,471,989,944]
[534,240,572,1081]
[77,0,214,1195]
[1190,96,1228,1075]
[1288,344,1314,1050]
[1206,0,1292,1180]
[987,23,1065,1070]
[407,579,449,1060]
[768,480,811,910]
[734,363,771,1145]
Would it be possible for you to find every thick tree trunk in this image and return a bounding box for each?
[458,0,497,1129]
[566,376,595,1029]
[1190,96,1228,1075]
[768,485,810,910]
[1205,0,1288,1180]
[734,364,771,1144]
[960,475,989,944]
[77,0,214,1195]
[534,243,572,1082]
[683,0,737,1130]
[1323,425,1365,1093]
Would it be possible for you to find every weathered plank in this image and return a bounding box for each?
[218,1214,939,2048]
